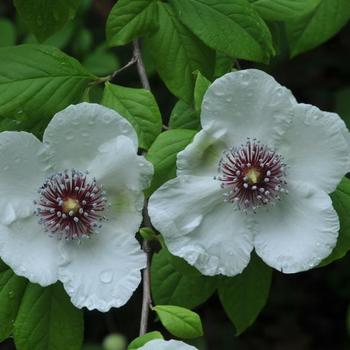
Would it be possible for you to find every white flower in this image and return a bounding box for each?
[149,69,350,275]
[138,339,197,350]
[0,103,153,311]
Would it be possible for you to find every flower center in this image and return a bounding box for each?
[217,138,287,211]
[245,168,261,185]
[35,169,107,239]
[62,198,80,214]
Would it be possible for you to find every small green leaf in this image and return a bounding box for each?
[146,2,215,103]
[13,0,80,41]
[250,0,321,21]
[170,0,275,63]
[103,334,127,350]
[107,0,158,47]
[321,178,350,266]
[101,82,162,150]
[14,283,84,350]
[127,331,164,350]
[153,305,203,339]
[218,254,272,335]
[286,0,350,57]
[194,72,211,114]
[0,260,28,341]
[0,18,16,47]
[0,44,95,120]
[169,100,200,130]
[146,129,197,194]
[139,227,157,241]
[151,249,217,309]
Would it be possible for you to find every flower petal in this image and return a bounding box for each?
[149,176,254,276]
[0,216,59,286]
[0,132,49,225]
[59,190,146,311]
[43,103,138,172]
[139,339,197,350]
[177,130,226,177]
[254,181,339,273]
[201,69,296,147]
[87,135,153,193]
[276,103,350,193]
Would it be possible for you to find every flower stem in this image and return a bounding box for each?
[132,38,153,336]
[133,39,151,91]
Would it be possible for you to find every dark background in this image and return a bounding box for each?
[1,0,350,349]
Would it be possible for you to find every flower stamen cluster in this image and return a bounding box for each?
[35,169,107,239]
[217,138,287,210]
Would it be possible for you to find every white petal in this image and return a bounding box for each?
[0,216,59,286]
[201,69,296,147]
[87,135,153,193]
[276,103,350,193]
[254,181,339,273]
[149,176,253,276]
[43,103,138,171]
[177,130,226,177]
[59,190,146,311]
[0,132,49,225]
[139,339,198,350]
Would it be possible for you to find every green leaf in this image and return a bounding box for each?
[194,72,211,114]
[170,0,275,63]
[0,113,48,139]
[101,82,162,150]
[13,0,80,41]
[321,178,350,266]
[250,0,321,21]
[25,22,75,50]
[127,331,163,350]
[151,249,217,309]
[83,47,120,76]
[14,283,84,350]
[0,18,16,47]
[153,305,203,339]
[146,129,197,194]
[286,0,350,57]
[335,87,350,129]
[72,27,93,57]
[0,260,28,341]
[214,51,233,78]
[169,100,200,130]
[146,2,215,103]
[218,254,272,335]
[0,44,95,120]
[107,0,159,47]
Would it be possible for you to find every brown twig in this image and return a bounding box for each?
[132,38,153,337]
[110,56,138,81]
[133,39,151,91]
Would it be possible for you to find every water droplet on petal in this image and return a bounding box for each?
[100,269,113,284]
[103,114,113,123]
